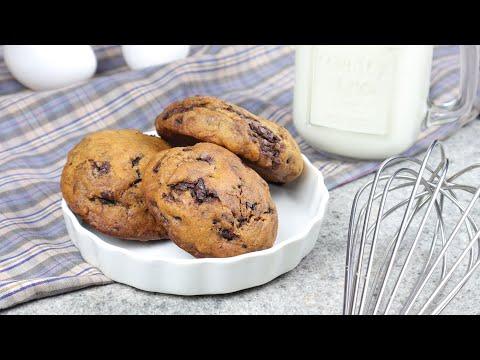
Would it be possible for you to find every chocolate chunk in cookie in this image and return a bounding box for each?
[143,143,278,258]
[155,96,303,184]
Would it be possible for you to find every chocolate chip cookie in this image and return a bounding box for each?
[143,143,278,258]
[155,96,303,184]
[61,129,171,241]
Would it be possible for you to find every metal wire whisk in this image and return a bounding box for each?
[344,141,480,315]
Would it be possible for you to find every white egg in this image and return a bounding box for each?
[122,45,190,70]
[4,45,97,91]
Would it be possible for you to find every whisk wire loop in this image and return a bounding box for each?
[344,141,480,315]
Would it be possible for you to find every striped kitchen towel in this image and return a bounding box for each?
[0,45,478,310]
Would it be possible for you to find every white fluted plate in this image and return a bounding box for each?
[62,140,329,295]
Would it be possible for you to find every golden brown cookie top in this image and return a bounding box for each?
[61,129,171,241]
[143,143,278,258]
[155,96,304,184]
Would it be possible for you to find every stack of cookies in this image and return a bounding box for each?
[61,96,304,258]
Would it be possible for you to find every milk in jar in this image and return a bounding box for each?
[293,45,434,159]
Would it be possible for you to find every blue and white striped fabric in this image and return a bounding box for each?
[0,45,477,309]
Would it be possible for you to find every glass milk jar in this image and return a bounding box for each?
[294,45,479,160]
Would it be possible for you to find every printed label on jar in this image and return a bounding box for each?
[309,46,399,136]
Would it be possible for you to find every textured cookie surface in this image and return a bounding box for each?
[155,96,303,183]
[61,129,171,241]
[143,143,278,258]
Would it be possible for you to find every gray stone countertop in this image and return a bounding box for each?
[3,120,480,315]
